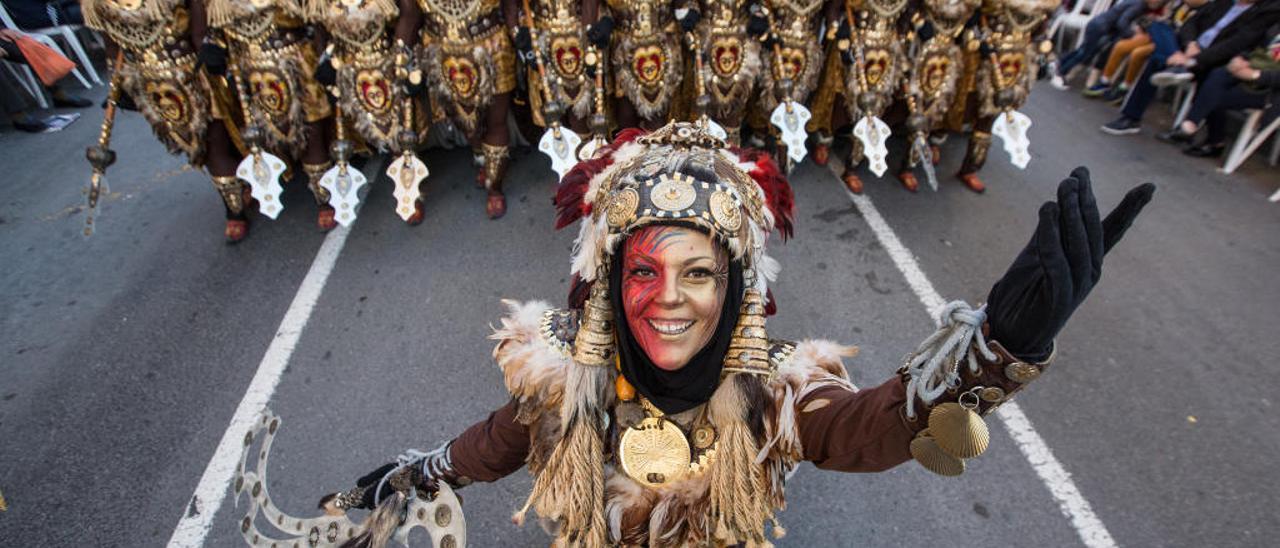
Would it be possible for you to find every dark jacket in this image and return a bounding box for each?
[1252,22,1280,91]
[1178,0,1280,75]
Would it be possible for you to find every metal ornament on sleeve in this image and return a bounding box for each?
[237,411,467,547]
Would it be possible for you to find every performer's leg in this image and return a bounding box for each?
[303,120,337,231]
[481,92,512,219]
[812,132,832,166]
[896,136,920,193]
[615,98,639,132]
[206,121,251,243]
[841,138,864,194]
[957,116,993,193]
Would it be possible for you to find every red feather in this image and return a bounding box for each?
[733,148,795,240]
[553,128,648,230]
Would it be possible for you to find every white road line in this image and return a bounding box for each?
[167,160,382,547]
[830,162,1118,548]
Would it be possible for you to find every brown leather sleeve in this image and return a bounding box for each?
[797,376,921,473]
[448,400,531,483]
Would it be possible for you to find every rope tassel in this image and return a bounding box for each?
[903,301,997,420]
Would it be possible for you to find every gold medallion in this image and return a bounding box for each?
[649,175,697,212]
[619,417,691,487]
[1004,361,1041,384]
[910,430,965,476]
[708,190,741,232]
[605,188,639,228]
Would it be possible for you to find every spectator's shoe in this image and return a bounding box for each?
[1101,116,1142,135]
[1156,128,1195,144]
[1150,67,1193,87]
[1050,74,1069,91]
[11,115,55,133]
[52,93,92,108]
[1103,85,1130,104]
[1082,82,1110,98]
[1182,143,1225,158]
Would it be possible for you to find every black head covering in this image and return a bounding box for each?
[608,235,744,415]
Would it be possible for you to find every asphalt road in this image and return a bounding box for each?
[1,85,1277,548]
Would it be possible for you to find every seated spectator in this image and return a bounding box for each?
[0,27,88,132]
[1053,0,1170,90]
[1102,0,1280,135]
[1085,22,1159,100]
[1158,22,1280,155]
[1,0,83,29]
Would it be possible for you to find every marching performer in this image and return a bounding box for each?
[607,0,690,129]
[82,0,250,242]
[204,0,338,230]
[687,0,767,146]
[810,0,911,194]
[895,0,982,191]
[406,0,517,219]
[520,0,606,137]
[236,121,1155,547]
[307,0,430,225]
[945,0,1058,193]
[755,0,829,168]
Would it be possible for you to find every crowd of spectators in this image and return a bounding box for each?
[1052,0,1280,162]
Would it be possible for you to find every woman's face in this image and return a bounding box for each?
[621,225,729,371]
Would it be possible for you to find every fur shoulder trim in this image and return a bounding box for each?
[489,300,575,422]
[760,338,859,476]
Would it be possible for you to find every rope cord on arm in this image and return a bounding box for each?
[903,301,998,420]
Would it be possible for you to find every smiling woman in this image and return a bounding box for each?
[239,121,1154,548]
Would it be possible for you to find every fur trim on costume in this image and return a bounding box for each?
[206,0,304,29]
[119,63,211,165]
[421,43,496,135]
[758,38,824,113]
[611,33,684,121]
[492,301,861,547]
[82,0,176,31]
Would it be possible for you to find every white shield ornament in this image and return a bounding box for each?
[320,163,368,227]
[386,152,429,222]
[237,149,287,220]
[770,100,812,164]
[538,126,581,182]
[991,110,1032,169]
[853,116,891,177]
[578,135,607,161]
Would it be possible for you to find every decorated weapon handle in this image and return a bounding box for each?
[842,1,869,96]
[83,50,126,237]
[519,0,564,131]
[757,5,794,107]
[228,59,263,154]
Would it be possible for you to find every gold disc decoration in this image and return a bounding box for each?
[708,190,742,232]
[650,175,697,212]
[619,417,692,487]
[605,188,639,228]
[910,431,965,476]
[928,402,990,459]
[1004,361,1042,384]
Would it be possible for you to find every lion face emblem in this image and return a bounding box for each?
[442,56,479,99]
[551,36,584,78]
[997,52,1025,85]
[776,46,807,81]
[631,45,665,85]
[248,70,290,115]
[711,37,743,77]
[922,55,950,95]
[356,70,391,113]
[863,49,891,87]
[144,81,188,123]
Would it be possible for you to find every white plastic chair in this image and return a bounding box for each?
[0,3,99,86]
[2,57,49,108]
[1220,108,1280,176]
[1051,0,1116,53]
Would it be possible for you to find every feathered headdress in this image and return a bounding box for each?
[554,122,795,301]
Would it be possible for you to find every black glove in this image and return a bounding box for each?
[197,41,228,76]
[514,26,534,63]
[986,167,1155,361]
[917,20,936,42]
[747,15,769,37]
[587,15,615,49]
[679,9,701,33]
[978,42,994,57]
[314,54,337,87]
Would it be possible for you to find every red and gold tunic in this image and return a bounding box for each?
[415,0,516,134]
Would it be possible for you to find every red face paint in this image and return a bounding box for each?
[621,226,728,371]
